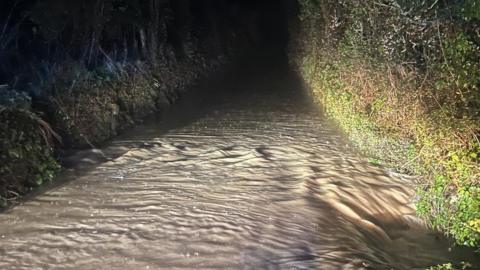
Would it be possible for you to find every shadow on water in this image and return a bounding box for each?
[0,54,479,269]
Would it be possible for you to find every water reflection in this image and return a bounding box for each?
[0,61,477,269]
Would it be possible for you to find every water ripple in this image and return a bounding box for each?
[0,66,477,269]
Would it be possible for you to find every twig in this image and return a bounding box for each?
[428,0,440,11]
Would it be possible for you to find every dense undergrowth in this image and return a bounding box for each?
[289,0,480,250]
[0,98,60,207]
[0,0,259,207]
[42,54,223,148]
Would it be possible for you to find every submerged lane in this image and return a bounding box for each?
[0,61,477,269]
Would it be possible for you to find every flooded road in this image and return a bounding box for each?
[0,59,477,269]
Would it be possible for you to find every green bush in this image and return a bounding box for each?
[0,107,60,207]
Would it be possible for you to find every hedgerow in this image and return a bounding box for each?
[290,0,480,248]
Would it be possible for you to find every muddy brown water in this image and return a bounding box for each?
[0,60,478,269]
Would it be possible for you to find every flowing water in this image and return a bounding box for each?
[0,59,478,269]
